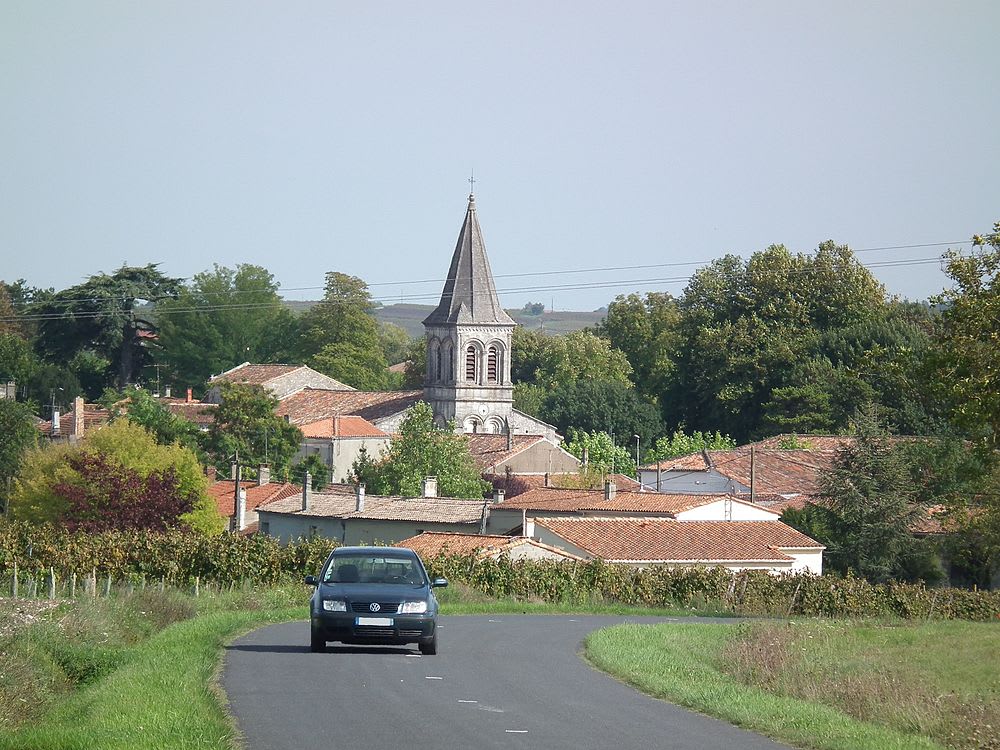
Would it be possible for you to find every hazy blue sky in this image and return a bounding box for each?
[2,1,998,311]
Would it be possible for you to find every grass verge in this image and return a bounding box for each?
[585,620,1000,750]
[0,588,308,750]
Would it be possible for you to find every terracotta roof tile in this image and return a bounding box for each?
[207,480,300,517]
[396,531,583,560]
[643,449,835,495]
[259,485,486,524]
[534,518,823,562]
[300,415,388,439]
[276,388,422,425]
[210,363,302,386]
[163,400,217,426]
[465,434,547,471]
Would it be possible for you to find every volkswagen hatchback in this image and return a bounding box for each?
[305,546,447,655]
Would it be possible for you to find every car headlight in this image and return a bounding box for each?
[400,600,428,614]
[322,599,347,612]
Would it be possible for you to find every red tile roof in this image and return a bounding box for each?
[259,485,487,524]
[534,518,823,563]
[207,480,301,517]
[276,388,422,425]
[465,434,549,471]
[36,404,110,437]
[395,531,575,559]
[493,486,755,516]
[300,415,388,439]
[210,363,302,386]
[162,400,217,426]
[644,449,834,495]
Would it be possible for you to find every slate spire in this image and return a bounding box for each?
[423,194,515,327]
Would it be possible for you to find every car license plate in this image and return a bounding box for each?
[356,616,393,626]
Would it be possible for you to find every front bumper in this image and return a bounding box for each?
[312,611,436,645]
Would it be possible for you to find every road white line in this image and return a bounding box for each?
[505,730,528,734]
[425,676,443,680]
[457,700,478,703]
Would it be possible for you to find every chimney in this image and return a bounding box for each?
[355,483,366,512]
[205,466,217,481]
[186,387,193,403]
[73,396,85,438]
[302,472,311,511]
[422,476,438,498]
[544,472,550,488]
[258,465,270,486]
[230,461,238,480]
[234,488,246,532]
[52,410,61,436]
[492,489,505,504]
[164,385,171,398]
[604,480,617,502]
[582,446,589,467]
[334,415,341,436]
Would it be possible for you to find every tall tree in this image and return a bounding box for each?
[534,330,633,388]
[155,264,297,392]
[808,405,931,582]
[33,265,181,390]
[0,399,37,514]
[597,292,681,400]
[296,272,388,388]
[350,402,489,499]
[539,378,663,448]
[932,222,1000,444]
[202,382,302,477]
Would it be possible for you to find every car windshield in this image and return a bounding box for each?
[323,554,426,585]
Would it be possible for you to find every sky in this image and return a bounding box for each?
[2,1,998,313]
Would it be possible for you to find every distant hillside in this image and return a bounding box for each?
[281,301,604,337]
[373,303,605,338]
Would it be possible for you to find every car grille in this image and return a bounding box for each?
[396,629,424,638]
[350,601,401,614]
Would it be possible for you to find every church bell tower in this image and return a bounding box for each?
[422,194,515,433]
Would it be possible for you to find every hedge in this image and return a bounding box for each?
[2,523,998,621]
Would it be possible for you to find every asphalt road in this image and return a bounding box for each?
[223,616,793,750]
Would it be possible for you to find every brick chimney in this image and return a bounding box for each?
[302,472,311,511]
[604,480,617,502]
[186,387,193,403]
[355,483,366,512]
[73,396,85,439]
[257,465,270,486]
[333,414,341,436]
[422,476,438,498]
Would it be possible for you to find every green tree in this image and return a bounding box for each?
[932,222,1000,444]
[202,383,303,478]
[535,330,633,388]
[32,265,182,390]
[563,430,632,475]
[597,292,680,400]
[102,387,203,451]
[539,379,663,448]
[349,402,489,499]
[10,420,222,534]
[378,322,413,367]
[810,405,931,582]
[290,453,330,490]
[0,399,38,514]
[155,264,297,392]
[645,429,736,463]
[311,341,389,390]
[510,326,549,383]
[400,337,427,390]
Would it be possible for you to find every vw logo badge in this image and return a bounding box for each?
[370,602,381,612]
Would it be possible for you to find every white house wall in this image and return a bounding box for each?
[673,501,779,522]
[783,548,823,575]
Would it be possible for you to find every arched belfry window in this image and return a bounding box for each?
[435,348,442,382]
[487,345,500,384]
[465,345,478,382]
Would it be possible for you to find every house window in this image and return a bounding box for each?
[465,345,478,381]
[487,345,500,383]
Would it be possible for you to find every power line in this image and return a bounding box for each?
[3,239,972,311]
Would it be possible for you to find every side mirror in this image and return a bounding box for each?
[431,578,448,588]
[304,575,318,586]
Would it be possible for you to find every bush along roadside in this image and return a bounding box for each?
[3,523,998,621]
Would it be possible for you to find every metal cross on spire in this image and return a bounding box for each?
[468,170,476,194]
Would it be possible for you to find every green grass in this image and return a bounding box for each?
[585,620,1000,750]
[0,588,308,750]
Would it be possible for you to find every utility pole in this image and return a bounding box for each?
[749,445,756,502]
[633,434,640,480]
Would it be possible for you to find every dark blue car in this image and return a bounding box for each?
[305,546,447,655]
